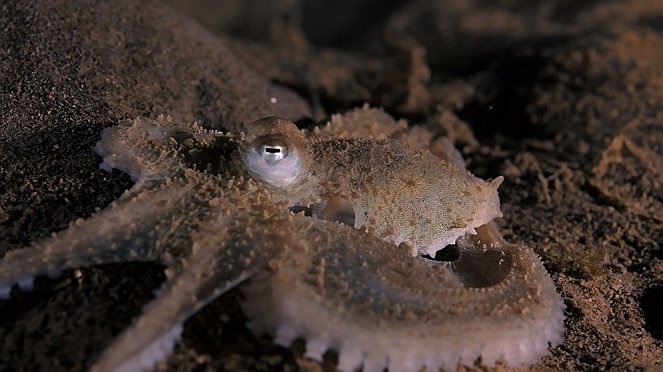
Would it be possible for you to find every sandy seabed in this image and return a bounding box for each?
[0,0,661,370]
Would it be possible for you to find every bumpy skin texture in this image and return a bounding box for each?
[0,110,564,372]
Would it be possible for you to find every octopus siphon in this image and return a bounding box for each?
[0,107,565,371]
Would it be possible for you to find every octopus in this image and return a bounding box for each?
[0,107,565,372]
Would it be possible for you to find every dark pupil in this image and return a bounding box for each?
[265,147,281,154]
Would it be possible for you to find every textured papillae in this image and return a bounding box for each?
[311,136,503,256]
[0,110,564,371]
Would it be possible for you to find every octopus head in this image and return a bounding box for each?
[242,116,504,257]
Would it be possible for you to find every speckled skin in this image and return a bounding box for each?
[0,111,564,371]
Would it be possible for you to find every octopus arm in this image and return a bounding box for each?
[91,206,292,372]
[310,105,442,154]
[90,239,250,372]
[310,105,408,140]
[94,116,229,188]
[0,181,206,299]
[242,220,565,372]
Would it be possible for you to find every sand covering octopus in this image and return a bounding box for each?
[0,107,564,371]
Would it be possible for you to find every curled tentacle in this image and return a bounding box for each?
[242,219,565,372]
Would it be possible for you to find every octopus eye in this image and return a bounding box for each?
[260,140,288,165]
[246,137,302,187]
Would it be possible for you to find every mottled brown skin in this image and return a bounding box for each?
[311,136,503,255]
[0,113,562,371]
[243,112,503,256]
